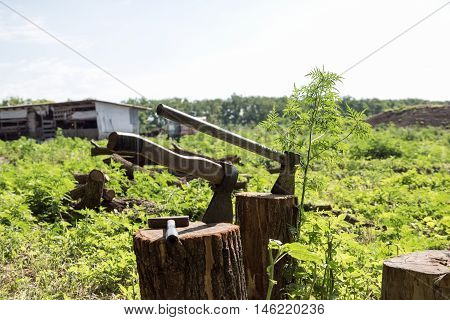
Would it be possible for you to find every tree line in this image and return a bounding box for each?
[125,95,448,132]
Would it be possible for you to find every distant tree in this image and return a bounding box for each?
[1,97,53,106]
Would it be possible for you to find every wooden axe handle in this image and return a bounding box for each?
[156,104,285,163]
[108,132,224,185]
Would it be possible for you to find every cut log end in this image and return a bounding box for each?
[88,169,105,182]
[102,188,116,202]
[107,132,119,150]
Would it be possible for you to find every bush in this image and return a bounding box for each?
[352,137,402,159]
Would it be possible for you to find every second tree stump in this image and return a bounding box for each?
[236,192,299,299]
[382,250,450,299]
[133,222,248,300]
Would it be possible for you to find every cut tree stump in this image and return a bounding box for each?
[235,192,298,299]
[381,250,450,300]
[69,169,117,210]
[133,222,248,300]
[76,169,106,209]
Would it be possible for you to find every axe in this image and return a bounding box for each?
[107,132,238,224]
[156,104,301,195]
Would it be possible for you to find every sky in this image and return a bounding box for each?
[0,0,449,103]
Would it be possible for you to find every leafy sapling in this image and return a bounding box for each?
[261,67,370,233]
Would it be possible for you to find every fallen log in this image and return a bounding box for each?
[304,203,333,212]
[91,140,156,166]
[69,184,85,200]
[109,153,146,180]
[73,173,89,185]
[102,188,116,202]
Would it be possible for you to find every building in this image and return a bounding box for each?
[0,99,147,141]
[166,117,207,140]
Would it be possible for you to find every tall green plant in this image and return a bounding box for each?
[261,67,370,232]
[266,240,321,300]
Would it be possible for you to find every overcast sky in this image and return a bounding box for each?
[0,0,448,103]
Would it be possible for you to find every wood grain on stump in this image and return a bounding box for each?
[133,222,248,300]
[236,192,298,299]
[381,250,450,300]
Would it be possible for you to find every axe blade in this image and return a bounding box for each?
[270,151,299,195]
[202,163,238,224]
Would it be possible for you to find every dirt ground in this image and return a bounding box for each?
[367,105,449,128]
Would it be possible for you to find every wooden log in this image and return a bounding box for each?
[91,139,156,166]
[381,250,450,300]
[102,188,116,202]
[303,203,333,212]
[73,173,89,184]
[69,184,85,200]
[133,222,248,300]
[235,192,298,299]
[76,169,105,209]
[109,153,145,180]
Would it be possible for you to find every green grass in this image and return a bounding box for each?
[0,125,448,299]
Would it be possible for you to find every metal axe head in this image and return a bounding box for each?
[202,162,238,224]
[271,151,300,195]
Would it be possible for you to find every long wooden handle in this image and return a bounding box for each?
[107,132,224,185]
[156,104,285,163]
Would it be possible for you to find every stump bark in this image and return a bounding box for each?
[133,222,248,300]
[381,250,450,300]
[75,169,106,209]
[235,192,298,299]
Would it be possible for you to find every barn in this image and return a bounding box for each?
[0,99,147,141]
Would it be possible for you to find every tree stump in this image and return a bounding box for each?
[235,192,298,299]
[72,169,107,209]
[381,250,450,300]
[133,222,248,300]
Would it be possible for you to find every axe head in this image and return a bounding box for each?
[202,162,238,224]
[271,151,300,195]
[148,216,189,228]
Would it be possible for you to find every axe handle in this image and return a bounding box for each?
[108,132,224,185]
[156,104,285,163]
[165,220,179,244]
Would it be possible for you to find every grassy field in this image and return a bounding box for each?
[0,125,448,299]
